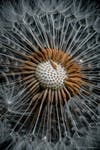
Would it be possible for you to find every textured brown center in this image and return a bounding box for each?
[19,48,85,102]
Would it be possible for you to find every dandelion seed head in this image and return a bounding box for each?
[35,60,66,89]
[0,0,100,149]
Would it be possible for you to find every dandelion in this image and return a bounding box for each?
[0,0,100,149]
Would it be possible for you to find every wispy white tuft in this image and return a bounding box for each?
[0,0,100,149]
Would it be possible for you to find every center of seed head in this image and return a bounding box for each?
[35,60,67,89]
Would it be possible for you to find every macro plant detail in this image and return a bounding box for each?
[8,48,84,99]
[0,0,100,149]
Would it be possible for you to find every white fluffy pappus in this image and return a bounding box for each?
[0,0,100,149]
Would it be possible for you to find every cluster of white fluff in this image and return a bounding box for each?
[0,0,100,149]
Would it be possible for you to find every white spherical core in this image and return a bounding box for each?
[35,60,67,89]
